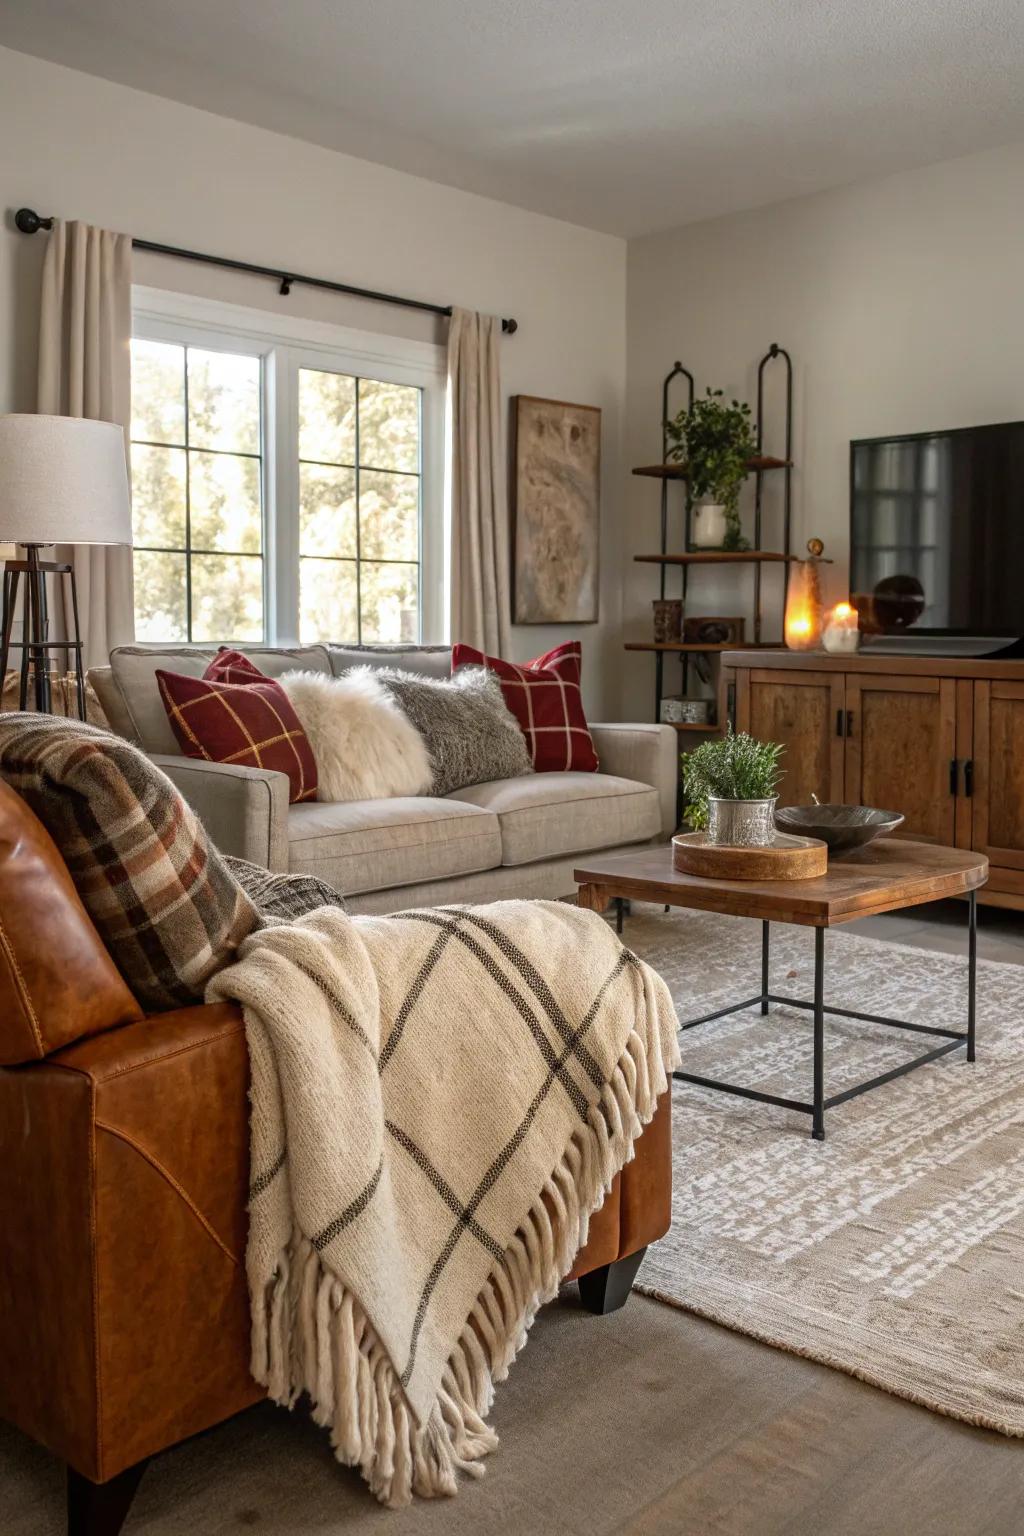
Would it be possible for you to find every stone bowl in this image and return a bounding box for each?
[773,803,905,855]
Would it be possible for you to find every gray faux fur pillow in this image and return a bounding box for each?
[373,666,533,796]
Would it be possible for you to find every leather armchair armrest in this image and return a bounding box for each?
[589,723,678,837]
[152,754,290,872]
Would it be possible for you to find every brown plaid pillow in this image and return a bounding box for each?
[0,712,261,1011]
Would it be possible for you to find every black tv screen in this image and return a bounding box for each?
[850,421,1024,637]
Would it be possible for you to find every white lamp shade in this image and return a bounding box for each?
[0,414,132,547]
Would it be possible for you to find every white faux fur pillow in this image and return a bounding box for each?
[278,670,432,802]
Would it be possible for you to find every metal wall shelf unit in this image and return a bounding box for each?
[628,344,794,730]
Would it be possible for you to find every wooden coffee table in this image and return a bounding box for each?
[575,840,988,1140]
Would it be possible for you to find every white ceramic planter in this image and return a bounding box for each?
[692,502,728,548]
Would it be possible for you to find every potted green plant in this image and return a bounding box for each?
[682,729,785,847]
[665,388,758,551]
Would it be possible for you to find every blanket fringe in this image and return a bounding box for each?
[251,980,672,1506]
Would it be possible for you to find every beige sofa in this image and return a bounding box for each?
[90,644,677,914]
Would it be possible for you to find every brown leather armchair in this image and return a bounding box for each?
[0,779,672,1536]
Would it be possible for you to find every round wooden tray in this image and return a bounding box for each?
[672,831,828,881]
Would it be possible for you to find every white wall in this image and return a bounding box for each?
[624,140,1024,718]
[0,46,626,714]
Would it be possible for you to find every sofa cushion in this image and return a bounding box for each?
[451,640,599,772]
[328,644,453,681]
[287,796,501,895]
[447,773,660,866]
[108,645,331,753]
[156,662,318,805]
[374,666,533,795]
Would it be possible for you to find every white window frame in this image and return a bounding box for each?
[131,286,448,645]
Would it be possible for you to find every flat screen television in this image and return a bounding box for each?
[850,420,1024,643]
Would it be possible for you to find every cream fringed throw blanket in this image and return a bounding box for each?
[208,900,680,1506]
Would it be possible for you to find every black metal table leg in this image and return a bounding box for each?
[967,889,977,1063]
[616,897,624,936]
[812,927,825,1140]
[761,921,770,1015]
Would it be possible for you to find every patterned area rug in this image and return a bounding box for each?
[624,905,1024,1436]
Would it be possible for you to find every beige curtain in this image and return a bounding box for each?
[37,219,134,670]
[447,307,510,653]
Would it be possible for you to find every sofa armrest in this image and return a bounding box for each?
[151,754,290,872]
[589,723,678,837]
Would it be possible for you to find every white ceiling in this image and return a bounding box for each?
[3,0,1024,237]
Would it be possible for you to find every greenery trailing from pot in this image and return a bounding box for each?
[665,388,758,550]
[682,728,785,830]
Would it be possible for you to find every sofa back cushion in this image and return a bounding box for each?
[0,777,142,1064]
[328,644,452,681]
[0,713,261,1013]
[107,644,332,752]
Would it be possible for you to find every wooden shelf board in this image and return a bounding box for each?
[635,551,796,565]
[625,640,782,653]
[632,456,791,480]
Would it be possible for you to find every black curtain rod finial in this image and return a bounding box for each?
[15,207,53,235]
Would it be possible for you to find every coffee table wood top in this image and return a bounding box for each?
[575,839,988,928]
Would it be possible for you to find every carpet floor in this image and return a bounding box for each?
[625,906,1024,1438]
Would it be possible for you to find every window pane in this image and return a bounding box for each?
[187,348,260,454]
[359,561,418,643]
[300,557,358,642]
[359,469,419,561]
[300,464,357,558]
[191,554,263,641]
[358,379,419,472]
[190,451,262,553]
[133,550,187,641]
[131,444,186,549]
[131,339,185,445]
[299,368,356,466]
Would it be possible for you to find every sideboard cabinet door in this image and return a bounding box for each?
[972,680,1024,870]
[844,675,957,844]
[738,669,845,807]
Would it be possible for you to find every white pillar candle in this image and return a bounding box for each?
[822,602,861,654]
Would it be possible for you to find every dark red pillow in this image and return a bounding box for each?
[156,652,318,804]
[451,640,599,772]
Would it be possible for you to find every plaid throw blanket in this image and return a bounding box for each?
[208,901,680,1506]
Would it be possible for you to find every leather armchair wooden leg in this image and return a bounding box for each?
[67,1461,148,1536]
[577,1246,647,1315]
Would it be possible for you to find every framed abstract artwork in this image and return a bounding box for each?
[511,395,601,624]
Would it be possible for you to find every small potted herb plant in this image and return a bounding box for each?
[682,729,785,847]
[665,388,758,551]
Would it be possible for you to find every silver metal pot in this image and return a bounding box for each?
[706,796,778,848]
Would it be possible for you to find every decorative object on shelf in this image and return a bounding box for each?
[0,414,132,719]
[660,695,712,726]
[822,600,861,654]
[682,615,745,647]
[665,388,758,552]
[681,728,785,846]
[511,395,600,624]
[775,801,904,854]
[784,537,831,651]
[652,597,684,643]
[672,829,827,880]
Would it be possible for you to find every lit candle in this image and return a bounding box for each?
[822,601,861,654]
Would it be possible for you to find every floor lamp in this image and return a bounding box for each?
[0,415,132,718]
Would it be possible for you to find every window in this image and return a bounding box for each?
[129,292,445,648]
[130,339,264,642]
[298,368,421,643]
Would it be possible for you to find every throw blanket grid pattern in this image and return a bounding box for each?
[210,900,680,1505]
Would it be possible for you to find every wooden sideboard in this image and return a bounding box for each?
[721,649,1024,911]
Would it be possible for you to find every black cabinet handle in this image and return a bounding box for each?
[949,759,959,796]
[845,709,854,737]
[964,759,974,797]
[836,708,844,738]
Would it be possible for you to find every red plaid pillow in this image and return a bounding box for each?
[451,640,599,772]
[156,653,318,804]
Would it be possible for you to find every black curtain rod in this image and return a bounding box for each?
[14,207,518,334]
